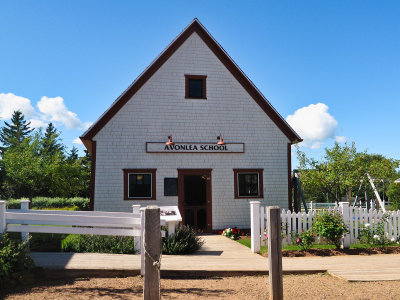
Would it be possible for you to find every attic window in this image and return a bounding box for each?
[185,75,207,99]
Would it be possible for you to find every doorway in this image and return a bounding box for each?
[178,169,212,232]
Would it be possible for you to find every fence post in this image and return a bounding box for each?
[268,206,283,300]
[167,221,175,236]
[143,206,161,300]
[0,201,6,233]
[132,205,141,253]
[140,207,145,276]
[20,200,30,242]
[339,202,350,249]
[250,201,261,253]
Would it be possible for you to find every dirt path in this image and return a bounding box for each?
[3,274,400,300]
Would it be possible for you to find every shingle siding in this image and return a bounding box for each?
[93,32,290,229]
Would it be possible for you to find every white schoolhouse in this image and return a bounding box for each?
[80,19,301,232]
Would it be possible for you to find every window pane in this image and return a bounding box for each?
[188,79,203,98]
[129,174,152,198]
[238,173,259,197]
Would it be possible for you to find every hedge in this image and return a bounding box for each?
[5,197,90,211]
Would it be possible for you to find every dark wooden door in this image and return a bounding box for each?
[178,169,212,232]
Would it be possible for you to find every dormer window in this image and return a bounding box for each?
[185,75,207,99]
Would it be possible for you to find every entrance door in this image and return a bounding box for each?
[178,169,212,232]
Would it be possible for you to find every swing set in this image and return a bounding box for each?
[292,171,389,213]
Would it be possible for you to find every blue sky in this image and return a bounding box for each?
[1,1,399,167]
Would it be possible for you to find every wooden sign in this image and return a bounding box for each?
[146,142,244,153]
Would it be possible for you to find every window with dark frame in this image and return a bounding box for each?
[238,173,259,197]
[129,173,152,198]
[233,169,263,199]
[185,75,207,99]
[123,169,156,200]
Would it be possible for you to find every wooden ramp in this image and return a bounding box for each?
[30,235,400,281]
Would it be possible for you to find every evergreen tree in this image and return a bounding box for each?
[68,146,79,162]
[0,110,33,154]
[40,123,64,157]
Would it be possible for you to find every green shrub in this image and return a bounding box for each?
[61,234,136,254]
[359,213,393,246]
[0,234,34,289]
[162,225,204,254]
[313,210,348,249]
[292,229,315,250]
[6,197,90,210]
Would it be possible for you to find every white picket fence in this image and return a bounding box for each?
[250,201,400,253]
[0,200,181,253]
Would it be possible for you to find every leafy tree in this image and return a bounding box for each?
[297,142,399,203]
[79,150,92,198]
[387,181,400,210]
[2,134,47,199]
[0,110,33,154]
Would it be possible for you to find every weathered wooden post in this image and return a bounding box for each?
[267,206,283,300]
[0,201,6,233]
[20,200,30,242]
[250,201,261,253]
[143,206,161,300]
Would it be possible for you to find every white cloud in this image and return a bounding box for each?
[286,103,338,149]
[72,137,83,144]
[37,96,82,129]
[29,119,47,129]
[335,136,347,143]
[82,121,93,130]
[0,93,35,120]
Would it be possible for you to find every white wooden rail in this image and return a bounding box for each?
[0,201,182,249]
[250,201,400,253]
[1,200,182,300]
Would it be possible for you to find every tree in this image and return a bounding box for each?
[2,134,47,199]
[0,110,33,154]
[40,123,64,157]
[387,181,400,210]
[297,142,399,203]
[67,146,79,162]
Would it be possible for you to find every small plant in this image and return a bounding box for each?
[221,227,243,240]
[313,210,348,249]
[359,213,392,246]
[162,225,204,254]
[0,234,34,289]
[61,234,136,254]
[292,229,315,250]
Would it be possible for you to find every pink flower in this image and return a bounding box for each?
[296,238,301,243]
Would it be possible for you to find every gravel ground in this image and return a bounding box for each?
[3,274,400,300]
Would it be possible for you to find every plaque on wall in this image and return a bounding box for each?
[147,142,245,153]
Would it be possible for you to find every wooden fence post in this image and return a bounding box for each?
[339,202,350,249]
[0,201,6,233]
[268,206,283,300]
[143,206,161,300]
[20,200,30,242]
[250,201,261,253]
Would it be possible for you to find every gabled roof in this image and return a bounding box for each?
[80,19,302,152]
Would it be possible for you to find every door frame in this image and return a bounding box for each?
[177,169,212,232]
